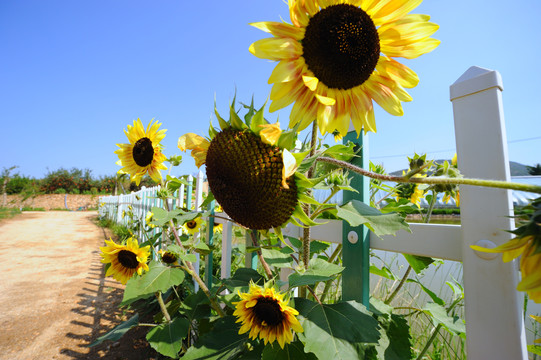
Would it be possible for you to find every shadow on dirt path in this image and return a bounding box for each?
[0,211,157,360]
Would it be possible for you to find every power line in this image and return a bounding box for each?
[371,136,541,160]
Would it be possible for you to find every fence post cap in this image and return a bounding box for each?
[450,66,503,101]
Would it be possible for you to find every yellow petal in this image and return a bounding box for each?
[381,36,441,59]
[370,0,423,26]
[315,93,336,106]
[363,80,404,116]
[178,133,209,151]
[452,153,458,166]
[249,38,302,61]
[250,21,304,40]
[376,56,419,88]
[259,122,282,145]
[302,75,319,91]
[281,148,298,189]
[268,59,304,84]
[379,16,440,47]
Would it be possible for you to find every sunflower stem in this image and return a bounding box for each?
[317,156,541,194]
[156,291,171,323]
[168,218,225,317]
[249,230,273,279]
[301,121,319,298]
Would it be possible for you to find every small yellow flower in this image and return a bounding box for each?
[233,282,303,349]
[182,217,203,235]
[100,237,150,285]
[145,211,156,228]
[158,249,179,266]
[213,223,223,233]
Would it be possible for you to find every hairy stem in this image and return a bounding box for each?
[317,157,541,194]
[156,292,171,323]
[249,230,273,279]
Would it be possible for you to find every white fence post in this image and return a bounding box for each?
[450,66,527,359]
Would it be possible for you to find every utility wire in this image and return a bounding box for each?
[371,136,541,160]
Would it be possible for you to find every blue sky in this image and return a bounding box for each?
[1,0,540,179]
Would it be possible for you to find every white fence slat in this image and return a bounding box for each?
[451,66,527,360]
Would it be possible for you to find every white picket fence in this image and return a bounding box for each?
[99,67,532,359]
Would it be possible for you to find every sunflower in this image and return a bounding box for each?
[233,282,303,349]
[249,0,439,136]
[100,237,151,285]
[178,101,315,231]
[471,200,541,302]
[182,217,203,235]
[115,118,167,185]
[158,249,179,265]
[395,171,425,208]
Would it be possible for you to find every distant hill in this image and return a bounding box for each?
[390,160,532,176]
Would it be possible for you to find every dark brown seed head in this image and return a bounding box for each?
[205,128,298,230]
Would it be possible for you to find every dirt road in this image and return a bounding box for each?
[0,212,157,360]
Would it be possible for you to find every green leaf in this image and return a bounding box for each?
[243,96,256,127]
[379,314,413,360]
[403,254,434,275]
[224,268,265,290]
[369,264,397,281]
[122,261,186,305]
[230,102,246,130]
[178,290,212,321]
[288,258,344,288]
[182,316,249,360]
[287,237,330,256]
[166,175,189,193]
[262,341,318,360]
[295,298,381,360]
[423,302,466,335]
[276,127,298,150]
[528,345,541,356]
[335,200,410,237]
[146,316,189,358]
[88,313,139,347]
[369,299,413,360]
[322,143,356,161]
[406,279,444,306]
[262,248,293,268]
[194,241,212,255]
[214,97,229,130]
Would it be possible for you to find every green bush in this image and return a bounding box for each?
[54,188,67,194]
[5,174,34,194]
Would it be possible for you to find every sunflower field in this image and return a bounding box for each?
[93,0,541,359]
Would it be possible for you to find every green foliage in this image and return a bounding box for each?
[295,298,381,359]
[0,207,21,220]
[146,317,190,358]
[334,199,410,237]
[122,261,186,305]
[89,314,140,347]
[288,258,344,289]
[182,316,250,360]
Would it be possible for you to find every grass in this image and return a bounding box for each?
[96,216,132,241]
[0,207,21,221]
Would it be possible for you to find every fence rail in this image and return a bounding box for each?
[99,66,529,359]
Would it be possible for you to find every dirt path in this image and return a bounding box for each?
[0,212,157,360]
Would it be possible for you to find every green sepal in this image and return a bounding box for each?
[214,97,229,130]
[249,102,269,135]
[208,119,220,139]
[229,96,247,130]
[292,203,323,227]
[276,123,300,150]
[243,96,256,127]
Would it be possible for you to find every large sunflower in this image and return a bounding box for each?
[115,118,167,185]
[100,237,151,285]
[471,199,541,302]
[249,0,440,136]
[233,282,303,349]
[178,101,314,231]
